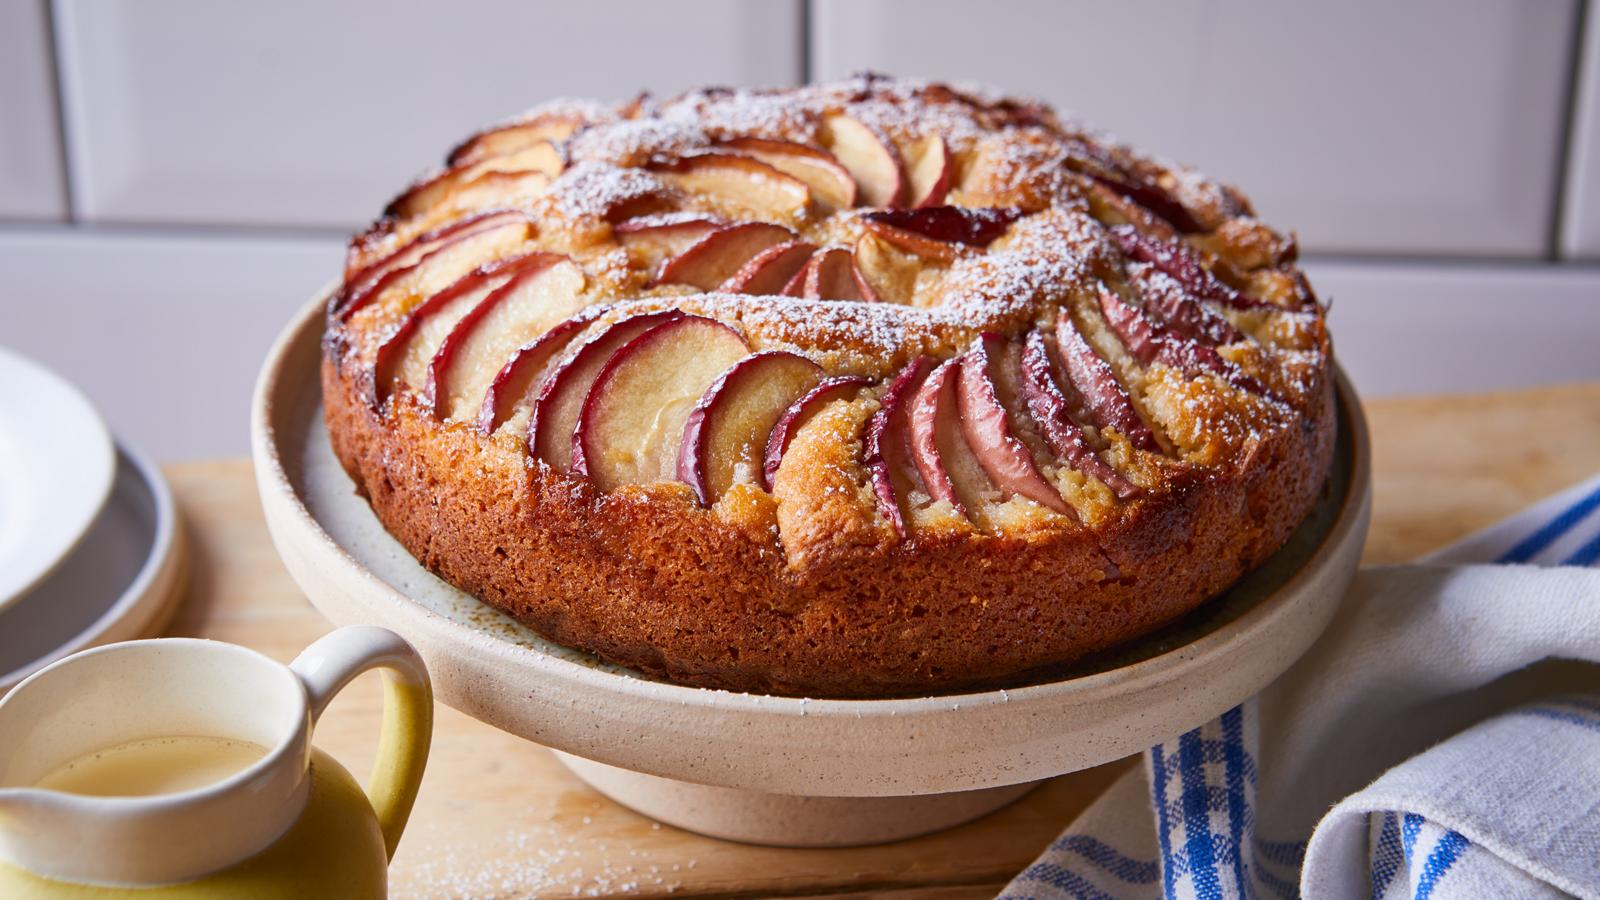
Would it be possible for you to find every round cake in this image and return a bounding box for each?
[322,74,1335,698]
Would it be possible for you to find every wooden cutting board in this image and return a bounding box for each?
[160,381,1600,898]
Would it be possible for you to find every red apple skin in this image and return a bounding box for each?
[368,251,554,409]
[717,137,858,210]
[905,134,952,208]
[653,222,797,289]
[798,247,877,301]
[676,350,825,505]
[1133,269,1242,345]
[957,336,1070,514]
[477,308,605,434]
[720,241,815,294]
[526,311,683,470]
[1096,288,1270,397]
[862,206,1025,248]
[762,375,870,491]
[1088,172,1202,234]
[336,210,529,319]
[1055,315,1160,452]
[907,358,967,516]
[1017,329,1138,498]
[861,357,934,538]
[820,114,905,208]
[1108,224,1267,310]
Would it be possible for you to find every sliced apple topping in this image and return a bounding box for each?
[1017,330,1137,497]
[339,215,535,323]
[648,154,812,221]
[720,241,815,294]
[478,308,606,436]
[819,114,904,207]
[909,358,998,528]
[862,357,934,538]
[677,350,825,505]
[426,257,589,421]
[571,316,751,492]
[862,206,1025,256]
[719,138,856,210]
[528,311,683,471]
[1108,225,1265,310]
[448,113,586,168]
[1055,315,1159,452]
[614,214,724,268]
[386,141,563,220]
[369,252,553,408]
[903,134,952,208]
[1087,172,1201,234]
[1132,269,1242,346]
[654,222,796,290]
[1095,287,1268,397]
[340,211,530,315]
[956,335,1069,514]
[785,246,877,301]
[763,375,870,491]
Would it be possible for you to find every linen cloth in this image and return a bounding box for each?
[1002,475,1600,899]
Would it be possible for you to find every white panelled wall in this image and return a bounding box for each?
[0,0,1597,459]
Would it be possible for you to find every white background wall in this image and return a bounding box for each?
[2,0,1598,459]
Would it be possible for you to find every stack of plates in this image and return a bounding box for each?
[0,348,185,692]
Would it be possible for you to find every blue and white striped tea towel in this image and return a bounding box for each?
[1003,474,1600,899]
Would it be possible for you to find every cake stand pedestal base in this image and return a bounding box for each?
[554,752,1041,847]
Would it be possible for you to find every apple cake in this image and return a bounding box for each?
[322,74,1334,698]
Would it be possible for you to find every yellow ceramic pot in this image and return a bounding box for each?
[0,627,432,898]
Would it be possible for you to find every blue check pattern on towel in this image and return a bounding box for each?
[1003,475,1600,900]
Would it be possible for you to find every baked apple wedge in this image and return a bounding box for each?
[1055,316,1159,452]
[786,246,877,301]
[862,206,1025,256]
[425,257,588,420]
[862,358,934,538]
[909,358,998,527]
[344,210,527,295]
[1133,269,1242,346]
[369,252,553,407]
[386,140,563,220]
[719,138,856,210]
[903,134,952,208]
[338,214,534,323]
[1095,288,1269,397]
[1017,330,1137,497]
[1108,225,1263,310]
[614,215,724,266]
[654,222,796,290]
[528,311,683,471]
[649,154,812,220]
[720,241,815,294]
[763,375,870,491]
[448,112,586,167]
[819,114,904,207]
[571,316,751,492]
[677,350,825,505]
[478,308,606,435]
[957,336,1069,514]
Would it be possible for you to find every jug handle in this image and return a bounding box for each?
[289,626,434,860]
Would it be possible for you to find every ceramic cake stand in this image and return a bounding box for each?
[252,292,1371,847]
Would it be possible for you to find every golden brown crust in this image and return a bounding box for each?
[320,75,1336,697]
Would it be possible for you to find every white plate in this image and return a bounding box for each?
[0,347,116,611]
[253,289,1372,802]
[0,443,186,692]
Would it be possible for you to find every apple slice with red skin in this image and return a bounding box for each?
[762,375,870,491]
[527,311,682,471]
[571,317,751,492]
[863,206,1025,251]
[615,214,724,266]
[719,138,856,210]
[819,114,904,207]
[1055,316,1159,452]
[339,210,529,316]
[648,154,812,218]
[1088,173,1201,235]
[1095,288,1270,397]
[787,246,878,301]
[909,357,999,527]
[862,358,934,538]
[1017,330,1138,498]
[903,134,952,208]
[720,241,815,294]
[369,252,555,408]
[1132,269,1242,346]
[448,113,586,168]
[956,335,1070,514]
[654,222,796,289]
[1108,225,1266,310]
[676,350,825,505]
[478,307,607,436]
[338,214,533,323]
[424,257,588,421]
[386,141,563,220]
